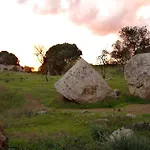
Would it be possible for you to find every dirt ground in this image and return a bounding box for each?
[23,94,47,111]
[56,104,150,114]
[24,94,150,114]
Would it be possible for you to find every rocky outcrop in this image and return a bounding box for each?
[55,58,112,103]
[124,53,150,99]
[0,126,8,150]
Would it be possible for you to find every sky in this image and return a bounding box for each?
[0,0,150,70]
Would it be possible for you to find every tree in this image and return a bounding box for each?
[34,45,48,82]
[111,40,131,68]
[97,49,109,78]
[111,26,150,68]
[42,43,82,75]
[0,51,19,65]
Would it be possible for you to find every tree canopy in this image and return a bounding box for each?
[110,26,150,66]
[0,51,19,65]
[40,43,82,75]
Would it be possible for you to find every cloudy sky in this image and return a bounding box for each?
[0,0,150,70]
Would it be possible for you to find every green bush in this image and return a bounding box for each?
[90,125,109,142]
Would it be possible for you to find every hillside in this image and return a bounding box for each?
[0,67,150,149]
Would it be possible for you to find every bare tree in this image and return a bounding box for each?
[34,45,48,82]
[97,49,109,78]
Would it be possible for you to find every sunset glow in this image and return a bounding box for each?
[0,0,150,69]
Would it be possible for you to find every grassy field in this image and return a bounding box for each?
[0,66,150,149]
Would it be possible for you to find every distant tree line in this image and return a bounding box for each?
[24,66,34,73]
[0,51,34,73]
[98,26,150,69]
[0,43,82,76]
[1,26,150,76]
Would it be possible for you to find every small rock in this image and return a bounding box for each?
[37,110,48,115]
[95,118,109,122]
[126,114,136,118]
[109,89,121,98]
[114,89,121,96]
[91,113,95,116]
[81,110,88,113]
[117,109,121,112]
[63,112,68,115]
[105,77,112,81]
[132,122,150,130]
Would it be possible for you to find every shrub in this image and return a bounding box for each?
[62,136,86,150]
[106,134,150,150]
[12,66,18,72]
[90,125,109,142]
[9,138,61,150]
[4,68,8,71]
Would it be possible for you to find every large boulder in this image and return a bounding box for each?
[0,125,8,150]
[124,53,150,99]
[55,58,112,103]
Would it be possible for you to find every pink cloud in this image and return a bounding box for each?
[17,0,28,4]
[33,0,63,15]
[17,0,150,35]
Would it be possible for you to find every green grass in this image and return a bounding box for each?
[0,67,150,149]
[0,86,25,112]
[6,111,91,137]
[9,134,150,150]
[0,72,59,106]
[0,68,149,109]
[4,110,150,149]
[6,112,150,149]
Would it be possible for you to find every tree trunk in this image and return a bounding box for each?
[44,68,48,82]
[45,74,48,82]
[102,64,106,78]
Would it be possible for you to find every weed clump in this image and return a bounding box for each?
[106,134,150,150]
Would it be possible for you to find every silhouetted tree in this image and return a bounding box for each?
[42,43,82,75]
[111,26,150,68]
[0,51,19,65]
[97,49,109,78]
